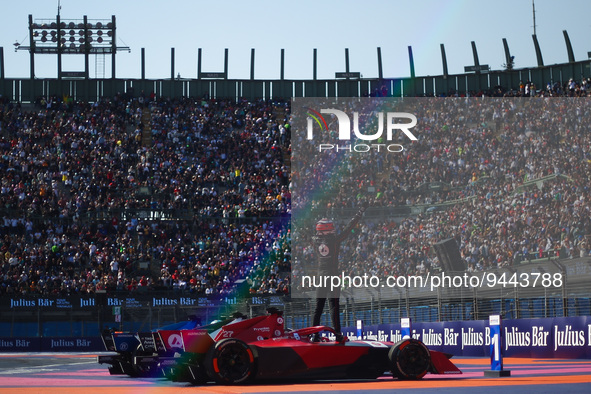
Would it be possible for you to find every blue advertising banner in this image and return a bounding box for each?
[0,337,42,352]
[1,316,590,355]
[0,337,103,352]
[41,337,103,352]
[344,316,591,359]
[0,294,239,310]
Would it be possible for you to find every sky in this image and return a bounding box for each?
[1,0,590,80]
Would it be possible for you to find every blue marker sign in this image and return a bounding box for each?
[401,318,411,339]
[489,315,502,371]
[356,319,364,339]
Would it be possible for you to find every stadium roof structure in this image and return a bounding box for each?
[0,27,590,101]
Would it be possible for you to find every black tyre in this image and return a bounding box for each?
[205,338,257,385]
[389,338,431,380]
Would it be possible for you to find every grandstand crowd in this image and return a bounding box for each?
[0,94,291,296]
[292,84,591,286]
[1,77,591,297]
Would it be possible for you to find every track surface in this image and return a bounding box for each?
[0,353,590,394]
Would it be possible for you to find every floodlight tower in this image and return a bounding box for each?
[16,14,130,79]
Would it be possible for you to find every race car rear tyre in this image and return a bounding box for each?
[389,338,431,380]
[205,338,257,385]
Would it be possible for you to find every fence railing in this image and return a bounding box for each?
[1,59,590,102]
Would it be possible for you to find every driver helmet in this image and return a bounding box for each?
[316,218,336,235]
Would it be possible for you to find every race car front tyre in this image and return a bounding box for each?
[205,338,257,385]
[388,338,431,380]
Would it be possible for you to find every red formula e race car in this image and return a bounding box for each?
[99,310,461,385]
[203,325,461,385]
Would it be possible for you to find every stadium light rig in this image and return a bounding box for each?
[17,14,130,79]
[18,15,129,55]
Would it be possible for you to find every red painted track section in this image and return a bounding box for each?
[0,354,590,393]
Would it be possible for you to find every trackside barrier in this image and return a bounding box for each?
[343,316,591,359]
[1,316,590,357]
